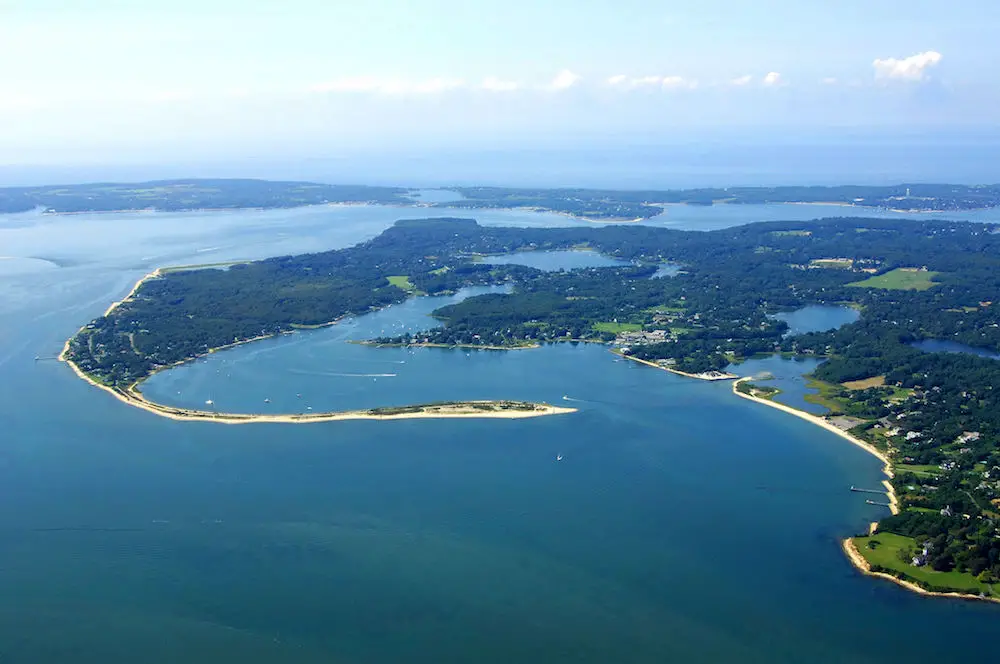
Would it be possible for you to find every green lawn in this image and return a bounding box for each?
[848,268,941,291]
[592,322,642,334]
[854,532,994,596]
[896,463,943,478]
[386,275,415,291]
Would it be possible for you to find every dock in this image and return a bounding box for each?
[851,486,887,495]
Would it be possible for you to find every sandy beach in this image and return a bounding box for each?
[731,378,899,513]
[617,352,738,381]
[60,341,574,424]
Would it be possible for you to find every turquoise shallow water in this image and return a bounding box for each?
[1,204,998,663]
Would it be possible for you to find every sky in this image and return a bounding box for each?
[2,0,999,167]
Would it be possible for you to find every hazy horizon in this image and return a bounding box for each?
[4,0,1000,173]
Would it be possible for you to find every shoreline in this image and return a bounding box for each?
[841,538,1000,604]
[61,338,574,424]
[727,378,1000,604]
[731,377,899,514]
[60,268,572,425]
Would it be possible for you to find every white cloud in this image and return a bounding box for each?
[821,77,838,85]
[606,75,696,90]
[549,70,581,90]
[479,77,519,92]
[872,50,942,81]
[661,76,696,89]
[310,77,464,95]
[762,72,783,87]
[731,75,753,86]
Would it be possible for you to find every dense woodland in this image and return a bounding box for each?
[67,214,1000,585]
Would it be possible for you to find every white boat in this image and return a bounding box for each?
[556,454,563,461]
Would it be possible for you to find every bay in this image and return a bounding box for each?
[1,203,998,663]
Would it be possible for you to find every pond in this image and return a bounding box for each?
[911,339,1000,361]
[771,305,860,337]
[479,249,631,271]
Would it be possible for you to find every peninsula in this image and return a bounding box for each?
[61,214,1000,599]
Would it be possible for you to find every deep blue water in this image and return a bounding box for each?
[911,339,1000,361]
[772,305,861,337]
[1,203,999,662]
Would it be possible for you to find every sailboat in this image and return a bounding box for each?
[556,454,563,461]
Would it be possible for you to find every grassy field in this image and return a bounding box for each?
[848,268,941,291]
[593,322,642,334]
[386,275,415,291]
[854,532,994,596]
[842,376,886,390]
[896,463,943,478]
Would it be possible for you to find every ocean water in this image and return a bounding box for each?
[1,203,998,663]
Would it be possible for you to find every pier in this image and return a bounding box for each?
[850,486,887,495]
[865,499,892,507]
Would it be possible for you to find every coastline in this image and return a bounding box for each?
[731,377,899,514]
[728,378,1000,604]
[60,338,574,424]
[841,538,1000,604]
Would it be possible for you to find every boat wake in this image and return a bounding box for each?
[288,369,398,378]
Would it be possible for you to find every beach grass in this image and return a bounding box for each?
[848,268,941,291]
[854,533,994,595]
[803,377,847,413]
[592,321,642,333]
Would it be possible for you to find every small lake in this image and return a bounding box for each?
[728,354,828,415]
[771,305,860,337]
[911,339,1000,361]
[479,249,631,271]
